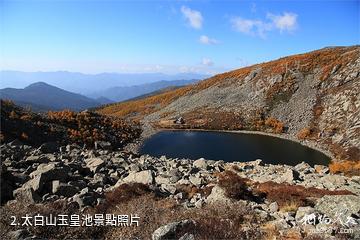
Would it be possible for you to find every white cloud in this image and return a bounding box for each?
[199,35,219,45]
[231,17,271,38]
[231,12,298,38]
[267,12,298,32]
[181,6,203,29]
[202,58,214,66]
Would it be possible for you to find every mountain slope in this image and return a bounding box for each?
[97,46,360,162]
[0,82,102,111]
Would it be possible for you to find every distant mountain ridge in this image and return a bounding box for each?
[0,71,209,94]
[90,79,199,101]
[0,82,102,111]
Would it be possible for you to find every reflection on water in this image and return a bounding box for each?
[139,130,331,166]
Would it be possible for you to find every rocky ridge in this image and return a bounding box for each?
[2,141,360,239]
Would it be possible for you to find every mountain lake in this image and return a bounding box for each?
[139,130,331,166]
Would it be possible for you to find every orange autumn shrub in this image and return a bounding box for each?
[297,127,311,140]
[329,160,360,176]
[265,117,284,133]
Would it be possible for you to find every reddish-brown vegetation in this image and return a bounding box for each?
[253,181,353,208]
[297,127,312,140]
[0,100,141,148]
[264,117,285,134]
[217,171,259,201]
[329,160,360,176]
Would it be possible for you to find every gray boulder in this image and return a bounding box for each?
[13,187,40,203]
[23,175,45,192]
[179,233,195,240]
[315,195,360,220]
[206,185,232,204]
[294,162,313,174]
[7,229,31,240]
[52,180,79,197]
[295,206,315,222]
[94,141,112,150]
[193,158,208,170]
[152,219,195,240]
[122,170,154,185]
[38,142,59,153]
[29,163,69,181]
[85,158,105,173]
[189,175,203,186]
[275,169,300,184]
[25,155,50,163]
[269,202,279,213]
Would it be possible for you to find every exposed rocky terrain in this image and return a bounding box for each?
[98,46,360,166]
[1,141,360,239]
[1,46,360,239]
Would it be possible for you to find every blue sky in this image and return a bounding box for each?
[0,0,359,74]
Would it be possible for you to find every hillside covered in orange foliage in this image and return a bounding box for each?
[98,46,360,173]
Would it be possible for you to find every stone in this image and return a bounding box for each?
[38,142,59,153]
[269,202,279,212]
[295,206,315,222]
[276,169,300,184]
[85,158,105,173]
[174,192,184,200]
[174,116,185,124]
[161,184,177,194]
[206,185,232,204]
[122,170,154,185]
[7,229,31,240]
[314,165,329,174]
[152,219,195,240]
[13,187,40,203]
[25,155,49,163]
[29,163,69,181]
[155,176,171,185]
[189,175,203,186]
[294,162,313,174]
[179,233,195,240]
[315,195,360,220]
[94,141,112,150]
[23,175,46,192]
[9,139,23,146]
[193,158,208,169]
[194,199,203,208]
[52,180,79,197]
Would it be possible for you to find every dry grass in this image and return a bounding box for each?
[279,200,301,212]
[105,194,264,240]
[0,183,266,239]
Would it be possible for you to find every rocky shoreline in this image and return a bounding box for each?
[1,140,360,239]
[125,122,335,162]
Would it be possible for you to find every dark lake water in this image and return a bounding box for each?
[139,130,331,166]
